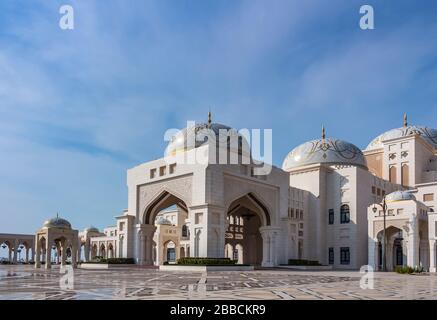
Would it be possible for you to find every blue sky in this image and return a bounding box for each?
[0,0,436,233]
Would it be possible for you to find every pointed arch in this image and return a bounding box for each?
[225,191,271,226]
[142,189,189,225]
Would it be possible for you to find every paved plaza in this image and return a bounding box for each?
[1,265,437,300]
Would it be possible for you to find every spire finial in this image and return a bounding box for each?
[403,113,407,128]
[322,125,326,142]
[208,109,212,126]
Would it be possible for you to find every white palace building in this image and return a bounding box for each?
[1,114,437,271]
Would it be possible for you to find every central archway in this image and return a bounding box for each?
[225,193,270,265]
[140,190,189,265]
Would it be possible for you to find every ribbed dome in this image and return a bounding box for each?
[84,226,99,233]
[165,117,250,158]
[366,125,437,151]
[386,190,416,202]
[156,216,172,226]
[283,137,367,171]
[43,216,72,229]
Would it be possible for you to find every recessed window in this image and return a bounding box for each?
[233,249,239,261]
[119,222,125,231]
[169,163,177,174]
[397,209,404,215]
[328,209,334,225]
[424,194,434,202]
[340,205,350,224]
[372,186,376,194]
[195,213,203,224]
[328,248,334,265]
[340,247,350,265]
[159,166,166,176]
[150,168,157,179]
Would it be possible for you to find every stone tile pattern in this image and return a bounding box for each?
[1,266,437,300]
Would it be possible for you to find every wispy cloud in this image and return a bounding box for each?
[0,0,436,233]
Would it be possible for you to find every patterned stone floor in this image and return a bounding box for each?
[1,265,437,300]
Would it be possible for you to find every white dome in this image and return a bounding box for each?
[282,138,367,171]
[366,125,437,151]
[43,216,72,229]
[165,120,250,158]
[156,217,172,226]
[84,226,99,233]
[386,190,416,202]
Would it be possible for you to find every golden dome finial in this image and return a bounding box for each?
[322,125,326,143]
[403,113,408,128]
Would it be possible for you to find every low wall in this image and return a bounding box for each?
[159,265,254,272]
[279,265,333,271]
[79,263,135,270]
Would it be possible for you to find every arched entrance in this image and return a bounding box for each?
[375,226,406,271]
[225,193,270,265]
[108,243,114,259]
[165,241,176,263]
[100,244,106,259]
[139,190,189,265]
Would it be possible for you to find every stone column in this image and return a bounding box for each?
[25,248,29,263]
[45,238,51,269]
[60,241,67,267]
[259,227,281,267]
[260,229,271,267]
[429,240,436,273]
[368,238,377,270]
[13,239,18,264]
[71,243,77,268]
[143,225,157,265]
[35,236,41,268]
[407,218,419,268]
[56,246,61,264]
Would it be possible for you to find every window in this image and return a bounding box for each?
[299,223,304,229]
[424,194,434,202]
[397,209,404,215]
[388,209,394,216]
[328,209,334,225]
[195,213,203,224]
[119,222,125,231]
[372,186,376,194]
[377,188,381,196]
[233,249,239,261]
[340,205,350,224]
[182,225,189,237]
[328,248,334,265]
[401,163,409,186]
[340,247,350,265]
[169,163,177,174]
[389,165,397,183]
[290,208,294,219]
[299,210,303,220]
[159,166,166,176]
[150,168,157,179]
